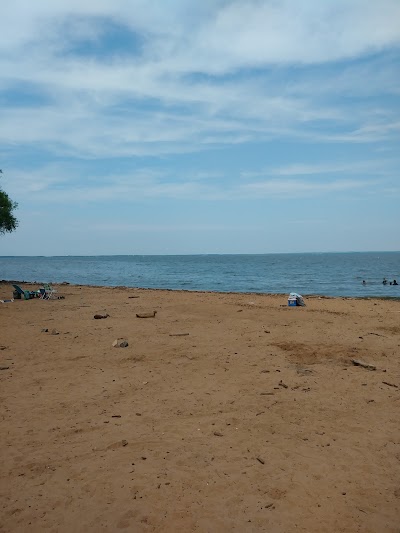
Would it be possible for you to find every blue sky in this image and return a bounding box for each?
[1,0,399,255]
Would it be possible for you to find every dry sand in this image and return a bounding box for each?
[1,282,399,532]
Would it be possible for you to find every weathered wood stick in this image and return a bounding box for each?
[136,311,157,318]
[351,359,376,370]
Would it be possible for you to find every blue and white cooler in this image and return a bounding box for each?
[288,292,306,307]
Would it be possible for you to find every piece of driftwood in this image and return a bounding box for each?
[351,359,376,371]
[382,381,398,388]
[169,333,190,336]
[136,311,157,318]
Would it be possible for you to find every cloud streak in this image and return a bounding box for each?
[0,0,399,159]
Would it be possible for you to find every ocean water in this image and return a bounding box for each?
[0,252,399,299]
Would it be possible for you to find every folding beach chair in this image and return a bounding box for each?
[40,283,57,300]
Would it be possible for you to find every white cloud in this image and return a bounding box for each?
[6,162,388,205]
[2,0,400,66]
[240,178,376,197]
[267,160,390,177]
[0,1,399,167]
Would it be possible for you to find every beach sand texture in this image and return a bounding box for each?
[1,283,399,532]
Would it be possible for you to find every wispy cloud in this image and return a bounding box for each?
[239,178,376,197]
[6,162,389,204]
[247,160,395,178]
[1,1,399,158]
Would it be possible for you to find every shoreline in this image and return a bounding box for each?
[1,279,400,302]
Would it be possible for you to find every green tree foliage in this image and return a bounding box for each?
[0,170,18,235]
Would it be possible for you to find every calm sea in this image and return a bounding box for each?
[0,252,399,299]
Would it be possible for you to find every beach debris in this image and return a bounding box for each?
[0,366,10,370]
[296,368,313,376]
[278,380,288,389]
[94,314,109,319]
[260,392,274,396]
[112,339,129,348]
[213,431,223,437]
[112,415,121,418]
[256,456,265,465]
[351,359,376,371]
[41,328,48,333]
[121,440,128,447]
[0,346,7,350]
[128,296,140,299]
[136,311,157,318]
[382,381,398,388]
[50,329,59,335]
[169,333,190,337]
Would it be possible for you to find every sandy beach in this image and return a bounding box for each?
[1,282,399,532]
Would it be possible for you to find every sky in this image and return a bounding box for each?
[0,0,399,255]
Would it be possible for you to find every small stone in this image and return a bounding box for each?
[51,329,59,335]
[121,440,128,447]
[213,431,223,437]
[0,366,10,370]
[94,314,109,319]
[41,328,48,333]
[112,339,128,348]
